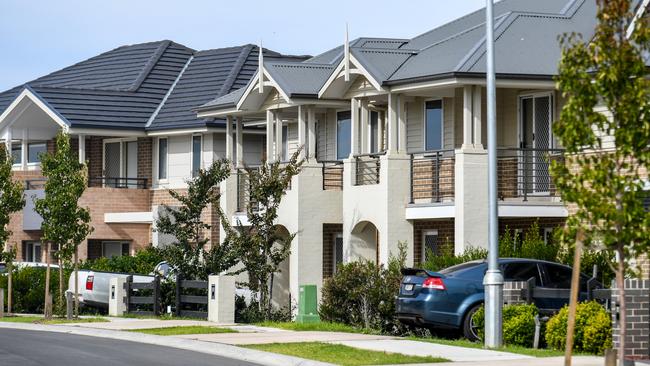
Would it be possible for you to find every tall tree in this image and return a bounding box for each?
[0,144,26,315]
[155,159,238,280]
[553,0,650,362]
[219,149,304,318]
[34,132,93,318]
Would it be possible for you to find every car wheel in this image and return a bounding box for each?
[463,303,482,342]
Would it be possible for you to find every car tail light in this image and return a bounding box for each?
[86,275,94,291]
[422,277,446,290]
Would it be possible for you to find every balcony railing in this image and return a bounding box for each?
[497,148,565,201]
[409,150,455,204]
[236,168,259,212]
[321,160,343,191]
[354,152,384,186]
[88,177,148,189]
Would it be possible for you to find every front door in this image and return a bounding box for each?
[520,94,553,195]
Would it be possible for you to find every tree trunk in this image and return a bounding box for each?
[564,232,583,366]
[58,255,64,311]
[268,273,275,318]
[44,242,52,320]
[616,247,626,366]
[7,261,12,315]
[74,248,79,318]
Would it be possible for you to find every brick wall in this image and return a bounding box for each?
[612,279,650,360]
[411,157,454,203]
[413,219,455,265]
[87,136,105,179]
[137,137,152,188]
[322,223,343,278]
[503,281,527,305]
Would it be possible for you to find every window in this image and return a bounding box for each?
[336,111,351,160]
[23,241,42,263]
[422,230,439,263]
[192,135,202,177]
[158,138,168,180]
[27,142,46,164]
[503,262,542,284]
[101,241,130,258]
[282,125,288,162]
[543,227,555,245]
[11,144,21,165]
[642,187,650,212]
[425,100,443,151]
[370,111,379,153]
[333,234,343,274]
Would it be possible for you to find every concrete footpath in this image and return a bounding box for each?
[0,317,605,366]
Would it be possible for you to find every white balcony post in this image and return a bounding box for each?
[378,110,385,151]
[21,130,27,170]
[266,109,274,162]
[473,86,483,148]
[78,134,86,164]
[225,116,233,161]
[297,105,306,160]
[360,100,369,154]
[236,117,243,167]
[463,85,473,148]
[275,111,283,161]
[398,95,407,153]
[387,93,399,153]
[350,98,359,157]
[307,107,316,161]
[5,128,12,165]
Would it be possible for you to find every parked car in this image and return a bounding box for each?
[0,261,60,274]
[396,258,601,341]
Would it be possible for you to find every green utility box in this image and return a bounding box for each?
[296,285,320,323]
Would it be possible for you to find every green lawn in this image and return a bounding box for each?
[408,336,566,357]
[127,325,236,336]
[246,342,448,366]
[0,316,108,324]
[256,321,372,334]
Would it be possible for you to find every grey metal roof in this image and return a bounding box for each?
[265,62,335,97]
[350,48,416,83]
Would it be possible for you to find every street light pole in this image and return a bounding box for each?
[483,0,503,349]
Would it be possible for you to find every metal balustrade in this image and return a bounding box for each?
[354,152,384,186]
[497,148,565,201]
[321,160,344,190]
[88,177,148,189]
[409,149,456,204]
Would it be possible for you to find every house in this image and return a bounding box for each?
[0,40,307,262]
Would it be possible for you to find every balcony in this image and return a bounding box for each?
[236,168,259,213]
[88,177,148,190]
[321,161,343,190]
[354,152,384,186]
[497,148,564,201]
[409,150,455,204]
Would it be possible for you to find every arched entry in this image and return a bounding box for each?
[271,225,291,309]
[349,221,379,263]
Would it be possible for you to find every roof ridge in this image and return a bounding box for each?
[128,40,171,92]
[217,45,254,97]
[145,55,195,128]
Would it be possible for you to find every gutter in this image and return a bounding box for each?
[383,71,556,86]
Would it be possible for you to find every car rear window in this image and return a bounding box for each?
[439,261,483,275]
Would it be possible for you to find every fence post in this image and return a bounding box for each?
[175,273,182,317]
[125,275,133,314]
[153,275,160,316]
[66,291,73,320]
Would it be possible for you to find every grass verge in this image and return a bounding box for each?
[409,336,566,357]
[0,316,108,324]
[246,342,448,366]
[255,321,372,334]
[127,325,236,336]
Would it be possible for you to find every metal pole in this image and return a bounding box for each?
[483,0,504,349]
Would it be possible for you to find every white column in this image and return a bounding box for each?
[78,134,86,164]
[21,130,27,169]
[473,86,483,148]
[350,98,359,157]
[275,111,283,161]
[387,93,399,153]
[463,85,473,148]
[360,100,369,154]
[108,277,127,316]
[236,117,243,167]
[266,109,274,162]
[4,128,10,156]
[225,116,233,161]
[208,275,236,324]
[398,95,407,153]
[307,107,316,161]
[297,105,306,160]
[378,111,385,151]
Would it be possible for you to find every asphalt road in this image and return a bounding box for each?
[0,328,260,366]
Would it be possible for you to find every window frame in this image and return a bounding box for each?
[191,134,203,178]
[102,137,138,179]
[421,229,439,263]
[336,110,352,161]
[332,233,343,274]
[11,142,22,166]
[423,99,444,151]
[26,141,47,165]
[157,137,168,182]
[24,241,42,263]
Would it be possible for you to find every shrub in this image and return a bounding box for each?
[319,243,409,335]
[235,295,291,323]
[545,301,612,355]
[0,266,70,314]
[79,246,165,275]
[472,303,538,347]
[499,221,560,261]
[421,245,487,272]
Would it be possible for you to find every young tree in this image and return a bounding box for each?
[34,132,93,318]
[155,159,238,280]
[553,0,650,362]
[219,149,304,318]
[0,144,26,315]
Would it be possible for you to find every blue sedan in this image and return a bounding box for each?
[396,258,598,340]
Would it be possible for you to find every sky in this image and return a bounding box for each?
[0,1,485,91]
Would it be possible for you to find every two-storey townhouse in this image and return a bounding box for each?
[0,40,306,264]
[196,0,630,304]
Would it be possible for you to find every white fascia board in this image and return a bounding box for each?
[0,88,69,131]
[389,77,555,93]
[498,204,568,218]
[68,128,147,137]
[197,108,242,119]
[405,204,455,220]
[104,211,153,224]
[318,55,383,98]
[318,60,346,98]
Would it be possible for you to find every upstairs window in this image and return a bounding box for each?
[336,111,351,160]
[370,111,379,153]
[192,135,202,177]
[27,142,46,164]
[425,100,443,151]
[158,138,168,180]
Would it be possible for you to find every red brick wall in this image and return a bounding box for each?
[413,219,455,265]
[137,137,152,188]
[322,223,343,278]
